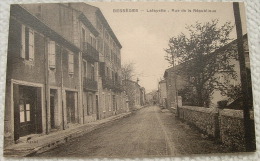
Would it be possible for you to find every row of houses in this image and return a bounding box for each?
[4,3,130,147]
[158,35,251,110]
[122,79,146,110]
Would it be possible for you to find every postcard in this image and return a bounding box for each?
[3,2,256,158]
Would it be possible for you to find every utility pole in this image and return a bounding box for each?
[233,2,255,152]
[172,52,179,117]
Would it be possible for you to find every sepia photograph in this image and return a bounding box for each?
[2,1,257,158]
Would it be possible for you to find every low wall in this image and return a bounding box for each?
[179,106,219,137]
[219,109,255,151]
[179,106,255,151]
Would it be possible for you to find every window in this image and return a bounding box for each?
[97,37,103,53]
[104,43,109,59]
[91,64,95,81]
[87,62,95,80]
[109,94,112,111]
[21,25,34,61]
[90,35,96,49]
[68,52,74,75]
[97,19,103,32]
[106,67,109,77]
[104,29,109,40]
[83,61,87,78]
[19,101,31,123]
[82,28,86,43]
[48,40,56,69]
[102,93,105,112]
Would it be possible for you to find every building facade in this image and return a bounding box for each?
[122,80,145,110]
[158,80,167,108]
[4,3,128,147]
[163,35,251,109]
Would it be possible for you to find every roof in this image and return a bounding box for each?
[12,4,80,53]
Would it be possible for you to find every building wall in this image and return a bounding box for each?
[5,18,46,146]
[21,4,77,48]
[5,3,128,147]
[210,36,249,108]
[158,81,167,106]
[164,36,250,109]
[4,7,81,146]
[164,67,188,108]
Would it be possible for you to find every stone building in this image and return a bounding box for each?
[4,3,128,147]
[68,3,126,118]
[158,79,167,108]
[122,80,145,110]
[5,5,81,146]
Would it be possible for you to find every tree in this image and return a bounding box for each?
[165,19,235,107]
[121,62,135,82]
[121,62,137,108]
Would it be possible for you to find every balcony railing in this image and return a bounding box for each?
[102,76,113,89]
[82,42,99,62]
[83,77,98,92]
[102,76,123,92]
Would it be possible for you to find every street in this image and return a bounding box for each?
[34,106,229,157]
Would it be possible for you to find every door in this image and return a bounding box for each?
[96,95,99,120]
[14,85,42,141]
[66,91,75,124]
[18,86,37,137]
[50,91,55,129]
[112,95,116,111]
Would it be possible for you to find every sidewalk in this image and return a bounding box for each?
[4,112,132,157]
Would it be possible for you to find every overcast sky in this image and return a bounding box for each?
[90,2,247,93]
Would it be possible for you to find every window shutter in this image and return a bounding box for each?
[48,41,56,68]
[68,52,74,74]
[21,25,26,59]
[28,29,34,61]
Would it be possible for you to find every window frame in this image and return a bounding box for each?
[68,51,74,75]
[21,25,35,61]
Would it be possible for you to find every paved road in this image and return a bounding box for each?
[35,106,229,157]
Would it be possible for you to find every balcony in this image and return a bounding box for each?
[83,77,98,92]
[102,76,123,92]
[102,76,113,89]
[82,42,99,62]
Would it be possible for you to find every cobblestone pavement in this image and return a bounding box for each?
[34,106,230,157]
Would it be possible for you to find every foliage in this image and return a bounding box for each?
[165,19,235,106]
[121,62,137,108]
[219,68,253,109]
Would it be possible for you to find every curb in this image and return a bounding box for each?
[4,112,132,157]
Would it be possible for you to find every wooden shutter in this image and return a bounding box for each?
[28,28,34,61]
[48,41,56,68]
[68,52,74,74]
[20,25,26,59]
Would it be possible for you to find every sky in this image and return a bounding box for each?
[89,2,247,93]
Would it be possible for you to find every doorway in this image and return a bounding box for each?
[50,89,57,129]
[13,85,42,141]
[66,91,76,124]
[96,95,99,120]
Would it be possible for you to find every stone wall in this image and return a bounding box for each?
[219,109,255,151]
[179,106,219,137]
[179,106,255,151]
